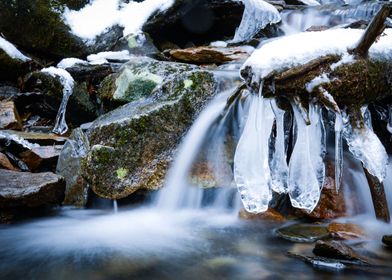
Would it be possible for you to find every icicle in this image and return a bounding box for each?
[288,102,324,212]
[335,113,343,191]
[387,104,392,134]
[270,99,289,194]
[232,0,281,43]
[41,67,75,135]
[343,106,388,181]
[234,93,275,213]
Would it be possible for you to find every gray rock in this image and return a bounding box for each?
[0,169,65,208]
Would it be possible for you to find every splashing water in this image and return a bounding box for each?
[41,67,75,135]
[233,93,275,213]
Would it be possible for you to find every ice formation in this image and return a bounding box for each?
[234,93,275,213]
[388,105,392,134]
[288,103,325,212]
[334,113,343,191]
[269,99,289,194]
[57,58,88,69]
[41,67,75,135]
[63,0,175,42]
[342,106,388,182]
[0,36,30,62]
[232,0,281,43]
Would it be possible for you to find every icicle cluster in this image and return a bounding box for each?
[234,95,389,214]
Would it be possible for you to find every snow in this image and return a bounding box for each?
[41,67,75,135]
[232,0,281,43]
[305,73,330,93]
[210,41,228,48]
[242,28,392,80]
[57,58,88,69]
[0,36,30,62]
[63,0,175,42]
[87,50,132,65]
[330,53,355,70]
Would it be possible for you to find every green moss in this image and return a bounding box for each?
[116,168,128,180]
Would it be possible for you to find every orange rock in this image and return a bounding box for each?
[239,208,285,222]
[327,222,366,240]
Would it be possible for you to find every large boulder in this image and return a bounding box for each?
[81,70,217,199]
[0,169,65,208]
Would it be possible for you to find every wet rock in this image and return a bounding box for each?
[82,70,217,199]
[0,169,65,208]
[0,152,19,171]
[65,63,113,83]
[276,223,329,242]
[98,57,196,106]
[0,130,67,146]
[297,160,346,219]
[24,71,99,124]
[56,128,90,206]
[327,223,366,240]
[143,0,245,47]
[0,86,19,100]
[382,235,392,247]
[0,100,22,130]
[0,46,32,82]
[113,32,159,57]
[313,240,370,264]
[239,208,285,222]
[169,46,252,65]
[18,145,63,171]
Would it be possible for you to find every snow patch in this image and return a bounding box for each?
[57,58,88,69]
[0,36,30,62]
[305,73,330,93]
[87,50,132,65]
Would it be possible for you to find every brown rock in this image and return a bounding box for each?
[239,208,285,222]
[313,240,370,264]
[19,145,63,171]
[0,100,22,130]
[328,223,366,240]
[169,46,251,65]
[0,169,65,208]
[298,160,346,219]
[0,130,67,145]
[382,235,392,247]
[0,152,19,171]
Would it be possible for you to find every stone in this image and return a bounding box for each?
[313,240,370,264]
[98,56,196,105]
[169,46,252,65]
[0,169,65,208]
[327,223,366,240]
[0,86,19,100]
[18,145,63,171]
[0,101,22,130]
[382,235,392,247]
[82,70,217,199]
[276,223,329,243]
[0,48,32,82]
[0,152,19,171]
[239,208,285,222]
[56,128,90,206]
[113,32,159,57]
[0,130,67,146]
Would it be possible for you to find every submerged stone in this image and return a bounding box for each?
[0,169,65,208]
[313,240,370,264]
[276,223,329,242]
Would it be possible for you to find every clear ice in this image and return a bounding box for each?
[41,67,75,135]
[288,102,325,212]
[334,112,343,191]
[343,106,388,182]
[234,94,275,213]
[387,104,392,134]
[232,0,281,43]
[269,99,289,194]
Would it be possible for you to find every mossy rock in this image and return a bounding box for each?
[82,70,217,199]
[98,57,197,107]
[0,50,31,82]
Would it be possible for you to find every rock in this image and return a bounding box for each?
[82,70,217,199]
[313,240,370,264]
[0,169,65,208]
[18,145,63,171]
[0,100,22,130]
[64,63,113,83]
[143,0,245,47]
[169,46,252,65]
[276,223,329,242]
[0,130,67,146]
[239,208,285,222]
[0,46,32,82]
[24,71,99,124]
[327,223,366,240]
[113,32,160,57]
[56,128,90,206]
[297,160,346,219]
[0,152,19,171]
[0,86,19,100]
[98,57,196,106]
[382,235,392,247]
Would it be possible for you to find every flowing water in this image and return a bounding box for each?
[1,1,392,279]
